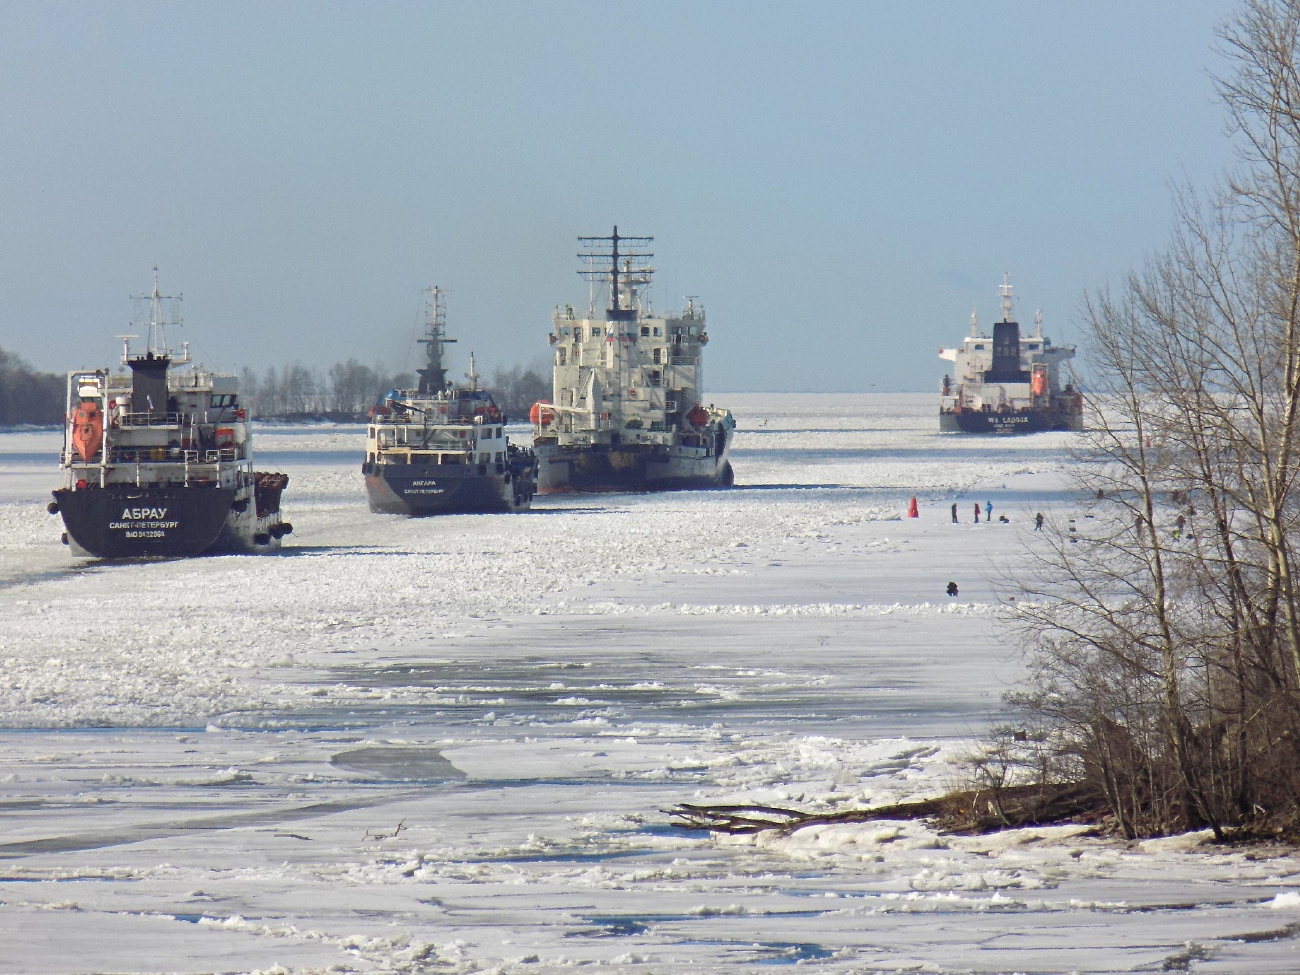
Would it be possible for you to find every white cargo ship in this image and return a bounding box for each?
[531,228,735,492]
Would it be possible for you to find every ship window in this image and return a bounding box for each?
[590,327,601,340]
[649,370,661,386]
[640,325,650,337]
[974,344,986,350]
[495,452,503,463]
[557,349,566,366]
[652,348,662,364]
[496,427,503,438]
[688,325,697,335]
[560,327,570,336]
[653,326,661,336]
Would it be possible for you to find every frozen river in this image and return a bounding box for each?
[0,393,1297,974]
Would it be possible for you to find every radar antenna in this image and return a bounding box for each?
[416,285,457,394]
[578,225,654,321]
[129,267,187,362]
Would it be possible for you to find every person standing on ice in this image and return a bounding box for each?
[946,581,959,597]
[951,502,958,523]
[1035,512,1044,531]
[985,500,993,522]
[973,502,980,523]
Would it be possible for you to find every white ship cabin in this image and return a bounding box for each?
[938,308,1075,412]
[542,295,709,446]
[366,389,508,470]
[62,359,253,490]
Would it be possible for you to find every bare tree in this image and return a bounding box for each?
[490,363,550,420]
[281,363,317,414]
[0,347,63,425]
[328,359,381,414]
[1001,0,1300,838]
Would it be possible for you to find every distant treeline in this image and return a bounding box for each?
[0,347,64,426]
[239,360,549,421]
[0,346,550,426]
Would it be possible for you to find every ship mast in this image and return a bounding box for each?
[578,226,654,321]
[127,267,188,363]
[416,285,457,394]
[999,272,1015,323]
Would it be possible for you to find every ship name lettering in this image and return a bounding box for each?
[120,507,169,520]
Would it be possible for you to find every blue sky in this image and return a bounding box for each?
[0,1,1237,391]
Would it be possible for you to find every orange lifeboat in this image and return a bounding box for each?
[71,401,103,462]
[1031,364,1049,398]
[530,400,555,425]
[686,404,710,428]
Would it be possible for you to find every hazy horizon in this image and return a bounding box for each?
[0,1,1237,392]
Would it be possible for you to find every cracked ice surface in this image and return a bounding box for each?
[0,392,1297,974]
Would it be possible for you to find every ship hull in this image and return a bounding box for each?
[54,484,239,558]
[940,407,1083,434]
[364,464,534,515]
[534,441,734,493]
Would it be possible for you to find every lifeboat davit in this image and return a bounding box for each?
[530,400,555,425]
[71,401,103,462]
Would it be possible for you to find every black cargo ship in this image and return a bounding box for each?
[362,287,537,515]
[938,275,1083,434]
[51,272,291,558]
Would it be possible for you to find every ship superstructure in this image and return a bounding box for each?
[938,275,1082,433]
[531,227,735,492]
[363,287,537,515]
[50,271,290,558]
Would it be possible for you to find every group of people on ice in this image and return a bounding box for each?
[948,501,1010,524]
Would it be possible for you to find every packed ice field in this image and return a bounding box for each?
[0,392,1297,975]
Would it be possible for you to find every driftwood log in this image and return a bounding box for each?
[669,782,1105,836]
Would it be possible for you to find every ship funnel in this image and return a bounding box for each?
[129,352,170,418]
[986,321,1028,384]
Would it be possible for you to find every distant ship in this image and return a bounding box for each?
[938,275,1082,434]
[50,270,291,558]
[363,286,537,515]
[531,227,735,492]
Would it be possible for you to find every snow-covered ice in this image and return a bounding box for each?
[0,393,1297,973]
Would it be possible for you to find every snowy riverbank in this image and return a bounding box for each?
[0,394,1296,973]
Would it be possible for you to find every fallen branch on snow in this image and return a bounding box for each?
[668,783,1105,836]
